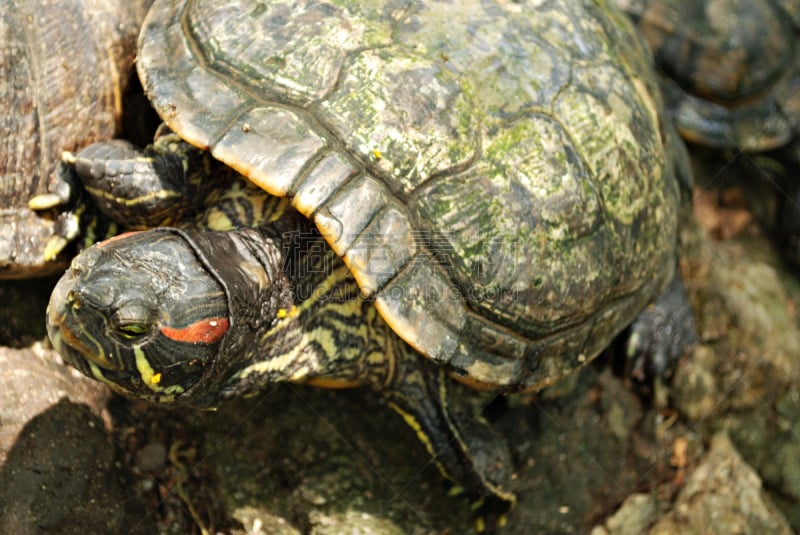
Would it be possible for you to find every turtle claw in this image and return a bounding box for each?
[444,484,511,532]
[470,494,512,533]
[30,160,80,211]
[42,235,70,262]
[28,192,65,211]
[61,150,78,165]
[42,206,88,261]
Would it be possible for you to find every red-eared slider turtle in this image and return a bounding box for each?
[611,0,800,150]
[47,0,696,526]
[610,0,800,264]
[0,0,153,278]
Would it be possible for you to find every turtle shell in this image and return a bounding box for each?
[0,0,151,278]
[137,0,682,390]
[614,0,800,150]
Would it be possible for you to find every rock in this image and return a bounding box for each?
[675,215,800,527]
[309,510,408,535]
[231,506,302,535]
[0,399,154,534]
[0,343,109,463]
[0,345,155,534]
[135,440,167,472]
[590,493,657,535]
[650,432,792,534]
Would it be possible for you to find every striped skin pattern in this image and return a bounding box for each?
[48,167,515,522]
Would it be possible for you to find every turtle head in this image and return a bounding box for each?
[47,229,233,406]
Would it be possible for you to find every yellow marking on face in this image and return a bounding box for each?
[133,347,186,395]
[277,305,298,319]
[134,346,166,393]
[87,360,181,401]
[60,316,114,369]
[88,361,121,387]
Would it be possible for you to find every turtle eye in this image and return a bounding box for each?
[115,322,150,339]
[112,302,156,340]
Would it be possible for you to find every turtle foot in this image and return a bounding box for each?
[626,274,696,381]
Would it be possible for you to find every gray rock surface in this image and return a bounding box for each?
[649,432,792,534]
[0,345,154,534]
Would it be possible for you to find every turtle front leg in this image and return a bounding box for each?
[380,336,516,532]
[34,134,226,263]
[63,133,223,229]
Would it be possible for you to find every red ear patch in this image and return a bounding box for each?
[160,317,229,344]
[96,231,143,249]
